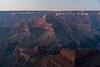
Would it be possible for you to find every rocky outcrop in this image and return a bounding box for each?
[14,48,76,67]
[34,15,57,46]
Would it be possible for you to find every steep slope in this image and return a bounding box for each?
[35,15,56,45]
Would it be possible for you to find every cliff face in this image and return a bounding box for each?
[10,15,75,67]
[35,15,56,45]
[1,11,100,67]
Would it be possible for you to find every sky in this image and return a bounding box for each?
[0,0,100,11]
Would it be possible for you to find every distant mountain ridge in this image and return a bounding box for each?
[0,11,100,27]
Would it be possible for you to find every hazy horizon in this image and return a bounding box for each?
[0,0,100,11]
